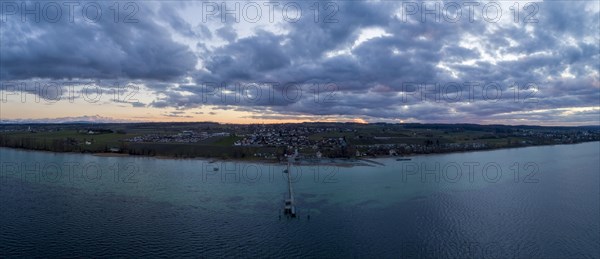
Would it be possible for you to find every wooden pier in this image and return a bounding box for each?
[283,160,297,217]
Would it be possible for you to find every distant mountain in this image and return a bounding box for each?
[62,121,97,124]
[0,115,136,124]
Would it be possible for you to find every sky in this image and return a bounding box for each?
[0,0,599,125]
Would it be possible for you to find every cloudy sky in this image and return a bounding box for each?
[1,0,598,125]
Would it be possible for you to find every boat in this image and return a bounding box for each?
[396,158,412,161]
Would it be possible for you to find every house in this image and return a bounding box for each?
[211,132,231,137]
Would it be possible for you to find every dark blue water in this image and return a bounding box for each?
[1,142,599,258]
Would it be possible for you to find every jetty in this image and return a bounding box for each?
[283,158,297,218]
[359,158,386,166]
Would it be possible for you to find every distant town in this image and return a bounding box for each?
[1,122,599,161]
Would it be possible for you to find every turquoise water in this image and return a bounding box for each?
[1,142,599,257]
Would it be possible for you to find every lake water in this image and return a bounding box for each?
[1,142,599,258]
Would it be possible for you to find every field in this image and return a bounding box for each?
[1,122,598,160]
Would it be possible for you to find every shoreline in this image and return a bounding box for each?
[1,140,598,167]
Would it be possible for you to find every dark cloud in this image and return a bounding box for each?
[216,25,237,42]
[1,1,196,81]
[2,1,599,125]
[161,2,199,38]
